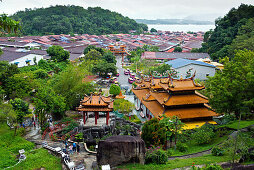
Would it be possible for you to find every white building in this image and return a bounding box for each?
[165,58,216,80]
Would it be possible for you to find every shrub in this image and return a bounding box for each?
[191,125,215,145]
[109,84,121,96]
[41,122,49,134]
[211,146,224,156]
[17,127,26,136]
[141,118,166,147]
[166,149,173,157]
[202,164,223,170]
[62,121,78,134]
[176,142,188,152]
[145,147,168,164]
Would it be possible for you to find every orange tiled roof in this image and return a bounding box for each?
[77,94,113,112]
[132,88,164,118]
[165,94,208,106]
[150,91,170,105]
[164,107,218,119]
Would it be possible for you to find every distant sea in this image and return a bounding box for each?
[147,24,215,32]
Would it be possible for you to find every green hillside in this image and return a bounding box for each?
[11,5,148,35]
[200,4,254,60]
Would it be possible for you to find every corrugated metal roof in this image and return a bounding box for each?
[165,58,216,69]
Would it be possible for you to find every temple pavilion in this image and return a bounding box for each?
[77,93,113,126]
[108,43,130,63]
[132,73,218,129]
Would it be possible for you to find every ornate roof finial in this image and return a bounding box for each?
[191,71,196,80]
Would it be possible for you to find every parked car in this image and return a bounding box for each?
[130,73,135,78]
[109,77,117,83]
[124,69,130,75]
[128,78,134,84]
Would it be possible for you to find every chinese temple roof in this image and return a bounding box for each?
[132,74,218,120]
[77,93,113,112]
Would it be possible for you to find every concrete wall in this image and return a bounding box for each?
[175,63,215,80]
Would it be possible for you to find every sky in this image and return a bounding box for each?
[1,0,254,21]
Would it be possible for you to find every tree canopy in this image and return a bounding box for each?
[173,47,182,52]
[200,4,254,60]
[109,84,121,96]
[11,5,148,35]
[206,50,254,116]
[47,45,70,62]
[0,14,20,34]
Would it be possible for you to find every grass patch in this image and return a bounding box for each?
[170,134,229,156]
[10,148,62,170]
[0,124,61,169]
[118,154,232,170]
[219,120,254,129]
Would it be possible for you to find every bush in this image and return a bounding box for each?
[166,149,173,157]
[191,125,215,145]
[202,164,223,170]
[211,146,224,156]
[145,147,168,164]
[62,121,78,134]
[109,84,121,96]
[141,118,166,147]
[176,143,188,152]
[17,127,26,136]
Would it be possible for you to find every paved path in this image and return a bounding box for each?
[116,56,132,89]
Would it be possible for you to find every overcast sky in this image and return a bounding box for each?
[1,0,254,21]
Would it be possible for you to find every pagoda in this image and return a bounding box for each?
[77,93,113,125]
[132,73,218,129]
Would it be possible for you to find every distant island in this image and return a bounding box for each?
[11,5,148,35]
[135,19,214,25]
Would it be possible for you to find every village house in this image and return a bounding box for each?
[165,58,216,80]
[141,51,210,61]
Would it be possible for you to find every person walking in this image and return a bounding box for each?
[69,145,73,155]
[77,143,80,154]
[33,121,36,129]
[73,142,76,153]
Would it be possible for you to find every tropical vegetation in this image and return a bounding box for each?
[11,5,148,35]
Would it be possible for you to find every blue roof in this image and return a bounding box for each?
[165,58,216,69]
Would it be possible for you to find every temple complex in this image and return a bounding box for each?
[132,74,218,129]
[77,93,114,125]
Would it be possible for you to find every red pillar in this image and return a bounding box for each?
[95,112,98,125]
[106,112,109,125]
[83,111,86,124]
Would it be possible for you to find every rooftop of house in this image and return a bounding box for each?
[141,52,210,60]
[165,58,216,69]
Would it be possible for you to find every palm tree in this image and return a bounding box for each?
[0,14,21,33]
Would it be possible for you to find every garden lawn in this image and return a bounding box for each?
[0,124,61,169]
[219,120,254,130]
[10,148,62,170]
[170,135,229,156]
[118,154,232,170]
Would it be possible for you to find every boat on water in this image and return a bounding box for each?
[140,111,145,118]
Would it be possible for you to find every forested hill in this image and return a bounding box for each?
[200,4,254,60]
[11,5,148,35]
